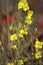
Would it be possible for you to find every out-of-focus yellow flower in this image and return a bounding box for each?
[35,51,42,59]
[17,60,23,65]
[7,63,14,65]
[18,1,24,9]
[10,34,18,41]
[9,24,14,31]
[12,44,17,50]
[25,19,32,24]
[23,3,29,11]
[18,0,29,11]
[0,41,2,46]
[19,29,27,35]
[24,28,28,35]
[25,10,33,24]
[24,31,28,35]
[19,33,24,38]
[19,29,25,35]
[27,10,33,19]
[19,28,28,38]
[35,39,42,49]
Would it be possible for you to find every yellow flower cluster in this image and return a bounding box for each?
[34,39,43,59]
[35,51,42,59]
[25,10,33,24]
[18,0,29,11]
[17,60,23,65]
[19,28,28,38]
[6,63,14,65]
[10,34,18,41]
[12,44,17,50]
[35,39,43,49]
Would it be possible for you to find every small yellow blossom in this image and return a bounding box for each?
[17,60,23,65]
[18,1,24,9]
[35,51,42,59]
[24,28,28,35]
[25,10,33,24]
[12,44,17,50]
[19,29,28,35]
[23,3,29,11]
[35,39,42,49]
[25,10,33,20]
[25,19,32,24]
[7,63,14,65]
[19,28,28,38]
[18,0,29,11]
[27,10,33,19]
[19,29,25,35]
[10,34,18,41]
[19,34,24,38]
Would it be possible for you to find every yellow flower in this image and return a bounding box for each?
[27,10,33,19]
[23,3,29,11]
[19,28,28,38]
[18,0,29,11]
[25,10,33,24]
[24,31,28,35]
[17,60,23,65]
[24,28,28,35]
[25,10,33,20]
[10,34,18,41]
[12,44,17,50]
[6,63,14,65]
[35,51,42,59]
[19,29,25,35]
[19,34,24,38]
[18,1,24,9]
[35,39,42,49]
[25,19,32,24]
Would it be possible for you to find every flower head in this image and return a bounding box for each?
[18,0,29,12]
[35,51,42,59]
[18,1,24,9]
[10,34,18,41]
[12,44,17,50]
[35,39,42,49]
